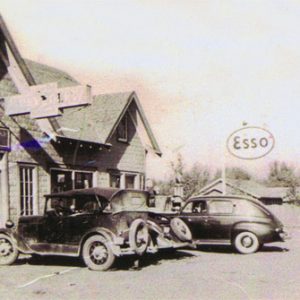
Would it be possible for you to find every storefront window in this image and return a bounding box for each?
[51,169,93,192]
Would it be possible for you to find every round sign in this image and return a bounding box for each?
[226,126,275,160]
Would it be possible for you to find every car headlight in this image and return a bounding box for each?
[5,220,14,229]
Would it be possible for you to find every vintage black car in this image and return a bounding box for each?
[0,188,190,270]
[155,195,288,254]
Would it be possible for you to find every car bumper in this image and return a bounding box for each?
[278,231,290,241]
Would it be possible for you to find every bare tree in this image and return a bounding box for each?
[153,153,212,199]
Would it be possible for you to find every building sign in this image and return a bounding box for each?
[0,127,10,150]
[4,83,92,119]
[226,126,275,160]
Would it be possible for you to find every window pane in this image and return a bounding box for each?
[117,115,128,141]
[125,175,135,189]
[75,172,93,189]
[19,166,34,216]
[51,170,72,192]
[110,174,120,188]
[182,202,193,213]
[209,201,233,214]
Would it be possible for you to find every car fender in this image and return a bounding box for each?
[232,222,273,242]
[79,227,117,250]
[0,228,13,236]
[80,227,116,243]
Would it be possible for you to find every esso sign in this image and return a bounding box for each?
[226,126,275,160]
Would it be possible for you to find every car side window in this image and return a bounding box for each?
[182,201,207,214]
[209,200,234,214]
[235,201,267,217]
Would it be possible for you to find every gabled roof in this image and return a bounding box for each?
[0,59,78,98]
[0,14,35,86]
[0,14,161,156]
[54,91,162,155]
[24,59,79,88]
[198,177,290,199]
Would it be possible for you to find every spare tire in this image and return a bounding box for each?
[170,218,192,242]
[129,219,149,256]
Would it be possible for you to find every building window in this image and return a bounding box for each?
[20,166,36,216]
[125,174,135,189]
[110,171,142,189]
[110,174,121,188]
[51,169,93,192]
[117,115,128,142]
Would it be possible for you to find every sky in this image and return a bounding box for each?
[1,0,300,180]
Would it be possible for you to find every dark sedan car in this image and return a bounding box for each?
[0,188,190,270]
[154,195,288,254]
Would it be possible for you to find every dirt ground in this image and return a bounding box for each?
[0,223,300,300]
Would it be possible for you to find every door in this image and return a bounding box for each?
[206,200,235,240]
[180,201,211,240]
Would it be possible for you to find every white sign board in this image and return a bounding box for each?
[226,126,275,160]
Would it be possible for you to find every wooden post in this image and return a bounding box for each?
[221,140,226,195]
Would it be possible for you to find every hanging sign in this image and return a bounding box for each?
[226,126,275,160]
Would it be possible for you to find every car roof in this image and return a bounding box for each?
[187,195,262,204]
[45,187,121,200]
[45,187,149,202]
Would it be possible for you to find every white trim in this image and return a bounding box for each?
[109,170,145,190]
[49,167,95,190]
[18,163,38,216]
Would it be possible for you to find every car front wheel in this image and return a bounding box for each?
[82,235,115,271]
[234,231,260,254]
[0,234,19,265]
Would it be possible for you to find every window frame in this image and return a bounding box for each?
[117,114,128,142]
[50,168,94,192]
[19,164,38,216]
[109,170,144,190]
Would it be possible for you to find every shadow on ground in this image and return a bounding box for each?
[15,250,196,271]
[17,255,85,267]
[115,249,196,271]
[196,244,289,254]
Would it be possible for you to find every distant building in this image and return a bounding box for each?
[198,178,292,205]
[0,15,161,224]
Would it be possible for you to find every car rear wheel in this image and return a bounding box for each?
[129,219,150,256]
[170,218,192,242]
[82,235,115,271]
[234,231,260,254]
[0,234,19,265]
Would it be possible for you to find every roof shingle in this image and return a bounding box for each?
[54,92,133,144]
[0,59,78,97]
